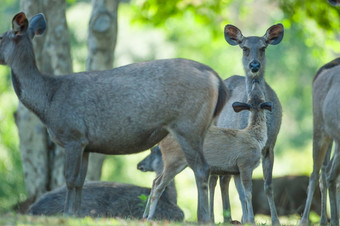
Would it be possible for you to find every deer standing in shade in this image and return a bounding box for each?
[0,12,228,222]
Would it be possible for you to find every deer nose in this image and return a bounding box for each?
[137,163,146,172]
[249,60,261,73]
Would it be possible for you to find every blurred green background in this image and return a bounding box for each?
[0,0,339,223]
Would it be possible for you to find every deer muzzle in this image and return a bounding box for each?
[249,60,261,73]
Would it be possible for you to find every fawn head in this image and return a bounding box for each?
[232,81,272,113]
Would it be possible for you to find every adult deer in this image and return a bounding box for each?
[300,1,340,225]
[300,58,340,226]
[213,24,283,224]
[0,12,228,222]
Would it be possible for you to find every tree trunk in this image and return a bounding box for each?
[17,0,72,200]
[86,0,120,180]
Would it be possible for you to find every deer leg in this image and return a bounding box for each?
[147,166,185,220]
[146,174,164,220]
[301,133,331,225]
[220,175,232,223]
[320,143,332,225]
[74,151,89,216]
[63,142,84,216]
[261,145,280,225]
[234,174,248,224]
[174,133,210,223]
[337,175,340,221]
[209,175,218,223]
[327,142,340,226]
[143,174,161,219]
[240,170,255,224]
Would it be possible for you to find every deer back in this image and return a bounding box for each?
[313,60,340,140]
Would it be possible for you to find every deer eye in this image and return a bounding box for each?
[242,47,250,56]
[260,47,266,52]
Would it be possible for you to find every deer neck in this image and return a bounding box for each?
[248,111,267,145]
[10,56,51,123]
[245,71,265,95]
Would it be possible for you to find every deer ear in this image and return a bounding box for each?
[224,25,244,46]
[264,24,284,45]
[260,102,272,112]
[12,12,28,35]
[28,13,46,39]
[232,102,250,113]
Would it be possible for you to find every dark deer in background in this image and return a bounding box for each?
[29,181,184,221]
[29,152,184,221]
[0,12,228,222]
[213,24,283,225]
[300,57,340,225]
[252,175,321,217]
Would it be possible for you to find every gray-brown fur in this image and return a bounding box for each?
[313,57,340,82]
[143,82,272,224]
[214,24,284,225]
[301,58,340,226]
[0,13,228,222]
[28,181,184,221]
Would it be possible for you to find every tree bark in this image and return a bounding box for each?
[17,0,72,200]
[86,0,120,180]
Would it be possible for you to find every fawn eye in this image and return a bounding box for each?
[260,47,266,52]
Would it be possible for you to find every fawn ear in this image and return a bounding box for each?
[28,13,46,39]
[260,102,272,112]
[232,102,250,113]
[224,24,244,46]
[12,12,28,35]
[264,24,284,45]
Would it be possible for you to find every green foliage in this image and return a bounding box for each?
[137,194,148,207]
[0,0,19,31]
[222,209,231,220]
[279,0,340,31]
[132,0,234,36]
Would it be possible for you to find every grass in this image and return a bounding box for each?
[0,212,187,226]
[0,211,316,226]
